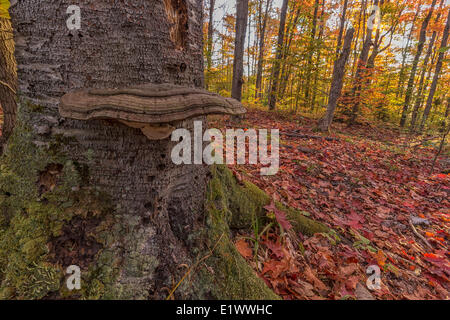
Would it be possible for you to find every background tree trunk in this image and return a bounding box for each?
[399,0,437,127]
[409,21,439,130]
[335,0,348,56]
[318,28,354,132]
[311,0,325,112]
[419,10,449,132]
[349,0,379,125]
[231,0,249,102]
[278,5,300,100]
[267,0,288,110]
[410,0,444,130]
[205,0,216,90]
[255,0,272,100]
[396,3,421,99]
[1,0,276,300]
[303,0,320,110]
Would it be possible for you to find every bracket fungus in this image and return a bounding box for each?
[59,83,246,140]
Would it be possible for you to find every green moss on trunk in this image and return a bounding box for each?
[0,104,120,299]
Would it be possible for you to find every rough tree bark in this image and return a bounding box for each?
[267,0,288,110]
[399,0,437,127]
[318,28,354,132]
[0,0,284,300]
[231,0,249,102]
[419,10,450,132]
[0,14,17,155]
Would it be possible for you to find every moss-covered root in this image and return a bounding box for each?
[212,165,329,236]
[199,165,328,300]
[199,165,280,300]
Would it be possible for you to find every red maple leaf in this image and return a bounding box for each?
[264,201,292,230]
[264,240,284,259]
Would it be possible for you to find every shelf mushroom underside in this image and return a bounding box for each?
[59,86,246,140]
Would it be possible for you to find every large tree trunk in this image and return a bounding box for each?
[0,0,280,300]
[419,10,450,132]
[318,28,354,132]
[399,0,437,127]
[0,15,17,155]
[267,0,288,110]
[231,0,249,102]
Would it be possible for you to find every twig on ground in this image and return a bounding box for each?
[282,132,340,141]
[0,80,16,94]
[430,124,449,174]
[408,220,433,250]
[166,233,224,300]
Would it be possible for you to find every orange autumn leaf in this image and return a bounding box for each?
[376,250,387,267]
[423,253,438,259]
[235,239,253,259]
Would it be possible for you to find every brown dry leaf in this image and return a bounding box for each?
[339,263,359,276]
[303,266,328,292]
[235,239,252,259]
[345,275,360,291]
[355,282,375,300]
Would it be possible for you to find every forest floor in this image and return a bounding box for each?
[211,106,449,300]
